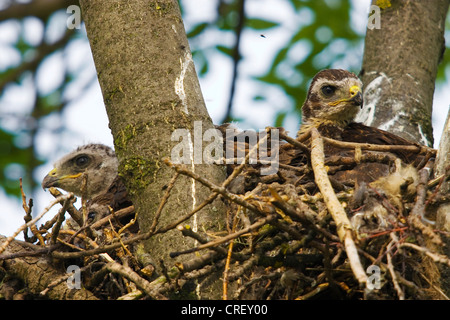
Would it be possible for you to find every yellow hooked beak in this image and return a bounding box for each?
[328,85,363,107]
[41,168,83,189]
[349,85,361,97]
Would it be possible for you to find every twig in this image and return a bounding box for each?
[165,160,262,214]
[149,172,179,233]
[296,283,330,300]
[419,273,450,300]
[183,259,227,282]
[325,152,398,167]
[169,215,277,258]
[117,213,138,234]
[80,173,89,225]
[399,242,450,267]
[269,188,338,241]
[178,224,209,244]
[176,251,221,273]
[50,232,147,260]
[40,264,91,297]
[117,290,145,300]
[57,237,85,252]
[223,240,235,300]
[58,229,114,262]
[21,184,45,246]
[411,162,432,217]
[107,218,134,258]
[223,126,271,186]
[51,206,175,259]
[426,172,448,206]
[408,161,443,245]
[159,127,270,233]
[50,197,73,244]
[233,271,280,299]
[49,187,83,227]
[97,261,168,300]
[386,235,404,300]
[296,127,312,143]
[90,205,135,229]
[322,239,340,296]
[223,208,239,300]
[48,177,210,260]
[222,157,309,174]
[322,136,432,154]
[0,193,74,255]
[19,178,34,242]
[157,193,218,234]
[0,242,60,261]
[277,128,310,156]
[310,128,367,285]
[177,225,246,262]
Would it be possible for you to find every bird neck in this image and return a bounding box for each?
[298,118,351,139]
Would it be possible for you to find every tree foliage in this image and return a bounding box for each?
[0,1,449,205]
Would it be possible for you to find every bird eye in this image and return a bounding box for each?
[321,85,336,96]
[87,211,96,221]
[75,155,90,167]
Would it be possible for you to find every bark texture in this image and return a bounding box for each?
[0,236,97,300]
[435,111,450,297]
[79,0,226,292]
[357,0,449,147]
[435,111,450,231]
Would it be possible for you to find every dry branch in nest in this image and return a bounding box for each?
[0,127,449,300]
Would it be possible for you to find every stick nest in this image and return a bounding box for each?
[1,127,449,300]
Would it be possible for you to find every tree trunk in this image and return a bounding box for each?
[359,0,450,298]
[435,111,450,231]
[79,0,226,297]
[357,0,449,147]
[435,110,450,297]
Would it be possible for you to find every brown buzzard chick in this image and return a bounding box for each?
[285,69,429,185]
[295,69,434,231]
[298,69,424,163]
[299,68,364,138]
[42,144,132,225]
[42,144,118,199]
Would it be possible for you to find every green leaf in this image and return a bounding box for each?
[216,45,233,57]
[246,18,279,30]
[274,112,287,127]
[187,22,209,38]
[199,59,209,76]
[253,95,266,101]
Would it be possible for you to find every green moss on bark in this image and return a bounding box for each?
[119,156,160,194]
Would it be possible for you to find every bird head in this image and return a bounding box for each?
[42,144,118,199]
[301,69,363,127]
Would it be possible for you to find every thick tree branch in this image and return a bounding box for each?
[359,0,450,146]
[310,128,367,285]
[222,0,246,123]
[0,0,79,21]
[0,236,97,300]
